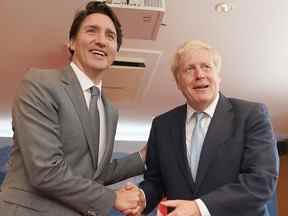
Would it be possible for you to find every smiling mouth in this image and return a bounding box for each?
[90,49,107,57]
[193,85,209,90]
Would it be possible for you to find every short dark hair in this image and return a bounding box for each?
[69,1,122,55]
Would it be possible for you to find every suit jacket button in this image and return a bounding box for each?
[86,210,97,216]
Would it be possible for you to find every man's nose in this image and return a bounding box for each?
[94,33,106,46]
[195,67,205,79]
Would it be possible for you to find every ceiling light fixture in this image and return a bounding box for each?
[215,2,232,13]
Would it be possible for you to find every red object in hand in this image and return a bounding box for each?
[157,203,167,216]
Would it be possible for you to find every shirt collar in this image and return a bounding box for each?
[186,92,220,123]
[70,62,102,94]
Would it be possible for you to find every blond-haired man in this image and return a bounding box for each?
[137,40,279,216]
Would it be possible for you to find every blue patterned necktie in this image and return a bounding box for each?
[190,112,206,181]
[89,86,100,165]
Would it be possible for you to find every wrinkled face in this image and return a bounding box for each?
[176,48,221,111]
[70,13,117,78]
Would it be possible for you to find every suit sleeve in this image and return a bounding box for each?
[12,74,115,215]
[98,152,145,185]
[139,119,164,214]
[201,103,279,215]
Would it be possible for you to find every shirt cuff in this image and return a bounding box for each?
[139,189,146,210]
[138,152,147,170]
[195,199,211,216]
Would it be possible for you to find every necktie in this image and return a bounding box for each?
[190,112,206,181]
[89,86,100,165]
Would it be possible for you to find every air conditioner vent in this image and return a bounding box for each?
[144,0,163,8]
[109,0,163,8]
[113,61,145,68]
[112,56,145,68]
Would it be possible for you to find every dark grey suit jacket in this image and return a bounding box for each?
[140,94,279,216]
[0,65,145,216]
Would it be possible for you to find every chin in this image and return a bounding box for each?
[91,63,109,71]
[196,97,212,105]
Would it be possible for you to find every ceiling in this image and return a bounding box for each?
[0,0,288,141]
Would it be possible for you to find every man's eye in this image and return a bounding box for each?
[185,67,194,72]
[107,34,116,40]
[202,64,211,70]
[87,29,96,33]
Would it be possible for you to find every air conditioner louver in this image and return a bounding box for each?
[112,57,146,68]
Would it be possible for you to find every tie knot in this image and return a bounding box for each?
[90,86,100,98]
[194,112,206,123]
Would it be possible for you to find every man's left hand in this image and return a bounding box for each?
[160,200,201,216]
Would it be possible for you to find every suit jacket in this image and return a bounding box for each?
[140,94,279,216]
[0,65,145,216]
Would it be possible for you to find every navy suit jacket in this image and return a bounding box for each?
[140,94,279,216]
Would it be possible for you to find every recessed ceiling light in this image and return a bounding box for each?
[215,2,233,13]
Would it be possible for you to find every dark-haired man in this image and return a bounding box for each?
[0,1,146,216]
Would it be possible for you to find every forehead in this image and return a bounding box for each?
[180,48,213,66]
[81,13,116,32]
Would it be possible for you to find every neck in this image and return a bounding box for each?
[188,102,210,112]
[85,69,104,85]
[72,60,105,84]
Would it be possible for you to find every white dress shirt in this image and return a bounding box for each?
[185,93,219,216]
[70,62,106,165]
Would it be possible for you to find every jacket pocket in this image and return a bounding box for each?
[1,189,47,213]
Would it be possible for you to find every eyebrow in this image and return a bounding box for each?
[84,24,117,35]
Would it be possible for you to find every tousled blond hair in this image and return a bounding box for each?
[171,40,222,81]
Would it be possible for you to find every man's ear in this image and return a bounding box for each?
[218,75,222,85]
[68,40,75,52]
[174,73,181,90]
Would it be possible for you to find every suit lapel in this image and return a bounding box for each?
[61,65,97,168]
[196,94,234,188]
[172,105,196,191]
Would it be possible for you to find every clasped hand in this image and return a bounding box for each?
[114,182,145,216]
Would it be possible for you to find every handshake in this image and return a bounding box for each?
[114,182,146,216]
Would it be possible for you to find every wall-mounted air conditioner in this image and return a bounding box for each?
[107,0,165,40]
[102,48,162,104]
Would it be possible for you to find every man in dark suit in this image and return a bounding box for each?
[0,1,146,216]
[134,40,279,216]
